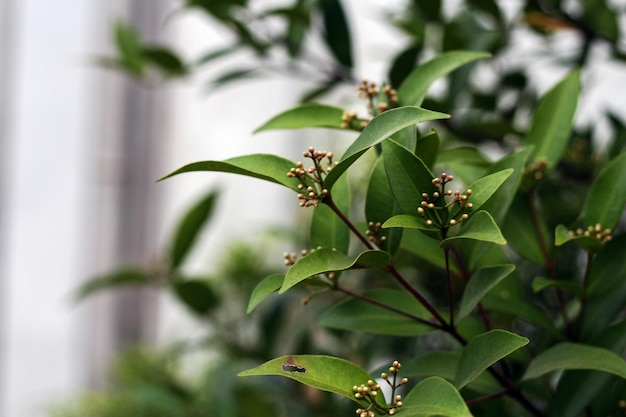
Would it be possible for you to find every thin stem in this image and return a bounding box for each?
[444,247,454,327]
[324,196,374,249]
[466,389,509,406]
[335,285,441,329]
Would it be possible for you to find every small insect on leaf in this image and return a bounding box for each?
[281,356,307,374]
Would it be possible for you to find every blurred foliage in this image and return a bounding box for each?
[67,1,626,416]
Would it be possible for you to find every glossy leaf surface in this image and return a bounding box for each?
[523,343,626,380]
[441,211,506,247]
[398,50,490,106]
[365,157,403,254]
[383,214,438,232]
[457,265,515,323]
[254,104,347,132]
[159,154,303,191]
[239,355,385,407]
[280,249,390,293]
[402,377,473,417]
[454,329,528,389]
[462,169,513,214]
[325,107,448,189]
[382,139,436,214]
[247,274,284,313]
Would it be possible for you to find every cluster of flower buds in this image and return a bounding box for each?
[568,223,612,243]
[416,173,473,227]
[353,379,381,417]
[283,249,311,266]
[382,85,398,108]
[358,78,378,101]
[380,361,407,415]
[366,221,387,246]
[341,111,358,129]
[288,147,337,207]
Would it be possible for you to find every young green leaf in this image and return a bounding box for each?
[523,343,626,380]
[526,70,580,171]
[382,139,436,214]
[280,249,390,293]
[310,174,350,253]
[247,273,284,314]
[398,50,490,106]
[401,377,473,417]
[365,157,403,255]
[441,211,506,247]
[457,264,515,323]
[172,279,219,315]
[254,104,348,132]
[238,355,385,407]
[318,289,434,336]
[159,154,304,191]
[382,214,439,232]
[462,169,513,214]
[454,329,529,389]
[169,190,218,270]
[324,107,449,189]
[580,151,626,231]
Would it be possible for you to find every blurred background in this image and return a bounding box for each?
[1,0,625,416]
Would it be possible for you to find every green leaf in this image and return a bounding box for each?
[580,151,626,231]
[436,146,491,168]
[205,68,262,93]
[238,355,385,407]
[193,44,242,67]
[382,139,436,214]
[400,351,500,395]
[172,279,219,315]
[365,157,403,255]
[280,249,390,293]
[389,44,421,88]
[400,229,458,273]
[482,294,561,338]
[318,289,434,336]
[254,104,348,132]
[383,214,438,232]
[415,129,441,169]
[554,224,603,253]
[142,47,187,77]
[247,274,284,314]
[74,268,153,301]
[114,21,144,76]
[463,169,513,214]
[325,107,449,189]
[502,193,550,263]
[169,190,218,270]
[457,265,515,323]
[455,329,529,389]
[310,174,350,253]
[441,211,506,247]
[531,276,584,297]
[526,70,580,171]
[159,154,303,191]
[402,377,473,417]
[580,233,626,339]
[398,51,490,106]
[320,0,353,68]
[523,343,626,380]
